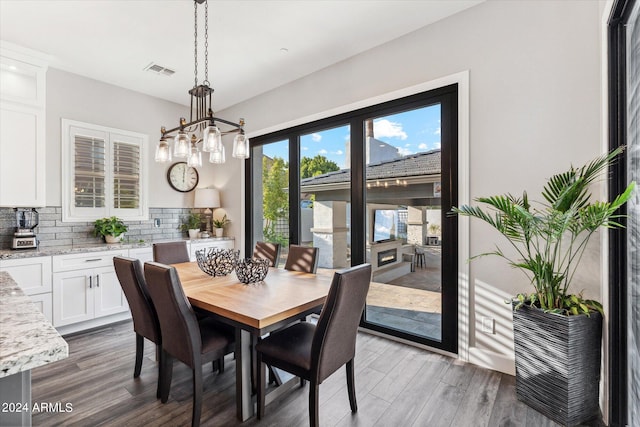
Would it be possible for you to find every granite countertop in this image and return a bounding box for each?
[0,272,68,378]
[0,237,235,260]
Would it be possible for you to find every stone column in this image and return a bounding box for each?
[406,206,428,245]
[311,201,348,269]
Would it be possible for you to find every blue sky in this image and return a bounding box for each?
[262,103,441,169]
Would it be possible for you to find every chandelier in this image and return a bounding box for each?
[154,0,249,167]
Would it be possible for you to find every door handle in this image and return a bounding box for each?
[89,275,92,289]
[96,275,100,287]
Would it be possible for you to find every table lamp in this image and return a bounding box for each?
[194,188,220,235]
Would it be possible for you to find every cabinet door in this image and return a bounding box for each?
[190,240,235,261]
[52,270,93,327]
[0,102,46,207]
[0,256,52,295]
[29,293,53,324]
[93,266,128,318]
[128,247,154,263]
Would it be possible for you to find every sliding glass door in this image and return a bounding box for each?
[246,85,458,352]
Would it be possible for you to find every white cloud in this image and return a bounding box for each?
[302,146,309,151]
[318,149,328,155]
[335,150,344,155]
[311,133,322,142]
[373,119,407,140]
[398,147,413,156]
[433,141,441,149]
[418,143,428,150]
[434,127,441,136]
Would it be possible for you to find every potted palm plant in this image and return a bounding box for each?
[453,147,635,426]
[93,216,128,243]
[180,213,202,239]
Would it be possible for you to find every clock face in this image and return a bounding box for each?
[167,162,199,192]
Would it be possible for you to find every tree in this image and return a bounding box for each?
[262,156,289,243]
[300,155,339,179]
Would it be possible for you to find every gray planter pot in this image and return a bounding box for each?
[512,304,602,426]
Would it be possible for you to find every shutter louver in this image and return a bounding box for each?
[74,136,106,208]
[113,141,140,209]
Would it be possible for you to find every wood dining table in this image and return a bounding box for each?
[173,261,332,421]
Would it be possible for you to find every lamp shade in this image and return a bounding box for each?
[194,188,220,209]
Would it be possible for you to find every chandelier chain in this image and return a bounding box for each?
[193,0,198,88]
[204,0,209,85]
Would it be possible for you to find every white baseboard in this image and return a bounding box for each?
[468,346,515,376]
[57,312,131,336]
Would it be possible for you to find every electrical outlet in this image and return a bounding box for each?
[154,218,161,228]
[481,316,495,334]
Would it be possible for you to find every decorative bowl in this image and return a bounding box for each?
[195,248,239,277]
[235,258,270,284]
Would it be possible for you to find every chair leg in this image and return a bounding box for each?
[346,359,357,412]
[156,344,163,399]
[309,381,319,427]
[192,368,202,427]
[257,353,266,419]
[159,351,172,403]
[134,334,144,378]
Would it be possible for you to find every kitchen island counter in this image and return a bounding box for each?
[0,271,68,426]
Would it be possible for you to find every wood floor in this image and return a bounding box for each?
[31,321,603,427]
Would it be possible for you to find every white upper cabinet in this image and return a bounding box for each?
[0,42,49,207]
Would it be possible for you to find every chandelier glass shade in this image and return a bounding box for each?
[154,136,172,162]
[155,0,248,167]
[173,131,190,158]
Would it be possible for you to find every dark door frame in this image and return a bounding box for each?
[607,0,637,425]
[245,84,459,354]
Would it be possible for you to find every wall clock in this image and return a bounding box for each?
[167,162,199,192]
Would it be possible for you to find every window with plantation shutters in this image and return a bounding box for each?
[74,135,106,208]
[113,141,140,209]
[62,119,148,221]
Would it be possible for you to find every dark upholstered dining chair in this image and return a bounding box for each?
[255,263,372,427]
[283,244,319,273]
[144,261,235,427]
[153,241,190,264]
[113,256,162,398]
[253,241,281,267]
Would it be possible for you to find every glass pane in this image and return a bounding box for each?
[363,105,443,342]
[252,140,289,267]
[299,124,351,271]
[74,136,105,208]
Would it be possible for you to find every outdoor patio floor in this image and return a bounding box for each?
[365,246,443,341]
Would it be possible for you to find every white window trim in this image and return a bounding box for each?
[61,118,148,222]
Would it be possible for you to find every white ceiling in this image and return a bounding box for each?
[0,0,483,110]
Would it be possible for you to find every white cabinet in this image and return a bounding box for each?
[0,42,48,207]
[189,239,235,261]
[0,256,53,323]
[52,250,128,327]
[128,247,154,263]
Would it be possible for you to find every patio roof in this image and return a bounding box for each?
[300,149,441,190]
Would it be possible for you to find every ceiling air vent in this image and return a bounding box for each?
[143,62,175,76]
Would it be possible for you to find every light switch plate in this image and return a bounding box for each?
[481,316,495,334]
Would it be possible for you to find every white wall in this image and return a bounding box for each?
[219,0,604,373]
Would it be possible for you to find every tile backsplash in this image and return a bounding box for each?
[0,207,197,249]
